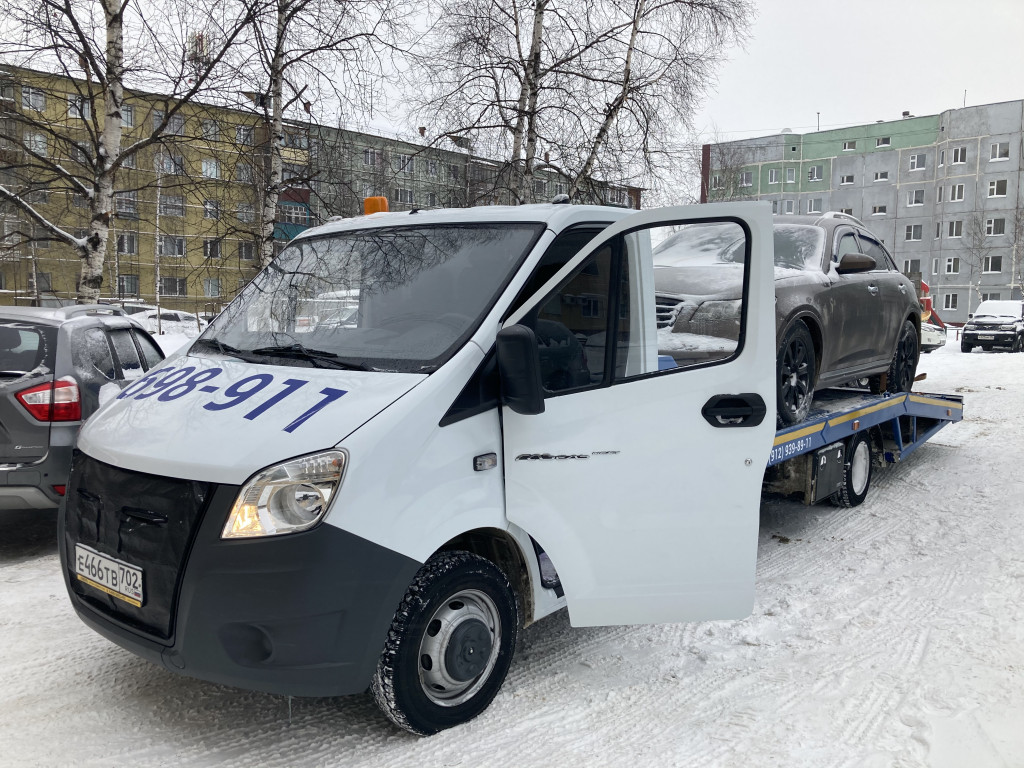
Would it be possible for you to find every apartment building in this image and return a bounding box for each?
[1,65,640,311]
[701,102,1024,322]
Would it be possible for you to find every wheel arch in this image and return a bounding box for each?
[435,527,534,628]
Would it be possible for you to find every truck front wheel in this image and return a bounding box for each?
[371,550,519,735]
[831,432,873,508]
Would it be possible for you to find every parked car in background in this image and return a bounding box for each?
[960,300,1024,353]
[920,322,946,353]
[133,309,207,336]
[654,212,921,425]
[0,305,164,512]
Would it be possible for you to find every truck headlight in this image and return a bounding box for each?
[222,450,347,539]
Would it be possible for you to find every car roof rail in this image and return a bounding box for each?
[54,304,128,320]
[818,211,867,226]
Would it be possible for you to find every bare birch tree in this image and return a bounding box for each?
[0,0,258,303]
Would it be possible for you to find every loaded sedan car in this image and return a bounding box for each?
[0,305,164,512]
[654,212,921,425]
[960,300,1024,352]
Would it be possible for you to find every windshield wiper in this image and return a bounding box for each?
[248,343,372,370]
[191,338,250,359]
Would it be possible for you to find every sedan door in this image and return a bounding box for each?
[501,203,776,628]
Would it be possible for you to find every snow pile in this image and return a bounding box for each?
[1,343,1022,767]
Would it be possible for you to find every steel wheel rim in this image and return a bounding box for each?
[418,588,501,707]
[850,440,870,496]
[781,337,811,414]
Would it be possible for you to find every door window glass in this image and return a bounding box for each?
[835,231,860,262]
[108,328,144,379]
[0,326,45,372]
[857,235,891,271]
[134,331,164,369]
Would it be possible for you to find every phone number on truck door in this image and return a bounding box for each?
[116,365,347,433]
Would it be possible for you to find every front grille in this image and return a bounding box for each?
[655,297,685,329]
[64,452,213,641]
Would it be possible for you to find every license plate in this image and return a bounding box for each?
[74,544,144,607]
[977,335,995,340]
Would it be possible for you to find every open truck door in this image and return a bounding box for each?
[499,203,776,627]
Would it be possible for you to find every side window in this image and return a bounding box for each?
[70,328,116,403]
[108,328,144,379]
[835,231,860,262]
[509,227,605,316]
[857,234,891,271]
[133,331,164,370]
[522,244,614,393]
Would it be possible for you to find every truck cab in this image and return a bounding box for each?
[60,202,776,734]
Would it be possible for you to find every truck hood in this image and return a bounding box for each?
[77,353,426,484]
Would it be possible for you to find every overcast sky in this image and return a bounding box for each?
[691,0,1024,142]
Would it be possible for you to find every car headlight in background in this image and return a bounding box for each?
[222,450,347,538]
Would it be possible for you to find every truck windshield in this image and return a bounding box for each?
[199,223,543,373]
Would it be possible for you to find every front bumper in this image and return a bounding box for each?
[61,460,422,698]
[962,330,1018,347]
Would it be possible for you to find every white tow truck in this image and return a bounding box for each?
[59,199,960,735]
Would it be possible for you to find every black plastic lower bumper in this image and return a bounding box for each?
[61,480,423,697]
[962,331,1017,348]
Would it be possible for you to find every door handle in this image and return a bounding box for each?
[702,393,767,428]
[867,284,879,296]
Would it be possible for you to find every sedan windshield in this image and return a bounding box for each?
[199,223,543,373]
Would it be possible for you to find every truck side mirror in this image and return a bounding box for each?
[496,324,545,415]
[836,252,877,274]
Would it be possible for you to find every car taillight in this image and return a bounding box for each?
[15,376,82,422]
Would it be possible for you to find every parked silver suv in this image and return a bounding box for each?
[1,306,164,511]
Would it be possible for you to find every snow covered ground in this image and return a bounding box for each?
[2,342,1022,767]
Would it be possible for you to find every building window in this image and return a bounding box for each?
[117,273,139,297]
[739,171,753,187]
[943,293,958,310]
[786,168,796,183]
[840,207,853,215]
[534,178,547,197]
[784,200,795,214]
[115,190,138,217]
[807,165,823,181]
[282,163,306,184]
[158,195,185,216]
[936,186,944,203]
[905,225,922,241]
[950,184,964,201]
[932,257,940,274]
[158,235,186,256]
[235,162,253,183]
[840,174,854,185]
[201,158,220,179]
[983,255,1003,273]
[393,188,415,204]
[903,258,921,273]
[807,198,822,213]
[68,95,91,120]
[154,111,185,135]
[427,160,438,176]
[873,171,889,182]
[988,179,1007,197]
[843,140,857,151]
[876,136,891,147]
[203,199,220,219]
[711,174,723,189]
[768,169,779,184]
[935,223,941,239]
[202,120,220,140]
[236,203,254,223]
[121,105,134,128]
[284,131,308,150]
[121,147,136,169]
[238,241,255,260]
[771,200,778,213]
[872,205,887,215]
[948,220,963,238]
[160,276,187,296]
[909,153,926,170]
[203,239,221,259]
[236,126,254,145]
[449,164,460,181]
[363,147,383,166]
[945,256,960,273]
[907,189,924,206]
[952,146,967,164]
[203,277,221,297]
[395,153,414,174]
[276,204,309,224]
[981,292,1001,302]
[154,153,185,175]
[939,149,945,166]
[986,218,1005,236]
[25,131,47,157]
[116,233,138,254]
[990,142,1010,161]
[22,86,46,111]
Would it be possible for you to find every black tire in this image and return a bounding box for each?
[1014,335,1024,353]
[831,432,873,507]
[982,345,993,352]
[371,551,519,735]
[961,342,973,353]
[885,320,919,393]
[777,322,816,426]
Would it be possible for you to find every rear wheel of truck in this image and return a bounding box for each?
[371,550,519,735]
[831,432,873,508]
